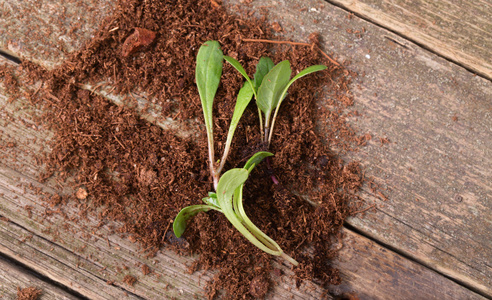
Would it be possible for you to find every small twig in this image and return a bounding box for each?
[91,82,105,94]
[162,221,172,241]
[241,38,340,67]
[31,82,44,98]
[242,38,311,47]
[352,203,376,215]
[112,133,126,149]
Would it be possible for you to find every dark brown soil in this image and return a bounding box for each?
[15,0,368,299]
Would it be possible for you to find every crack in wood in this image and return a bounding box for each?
[322,0,492,81]
[383,36,411,50]
[0,49,21,64]
[0,243,89,300]
[0,214,146,300]
[345,215,492,300]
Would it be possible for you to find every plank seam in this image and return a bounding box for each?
[0,215,146,300]
[0,246,89,300]
[344,218,492,300]
[322,0,492,81]
[0,49,22,64]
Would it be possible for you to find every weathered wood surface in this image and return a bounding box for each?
[326,0,492,79]
[0,0,114,69]
[252,0,492,296]
[0,254,79,300]
[1,66,485,300]
[1,0,492,299]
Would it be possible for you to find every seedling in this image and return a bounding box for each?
[224,55,327,146]
[173,40,325,266]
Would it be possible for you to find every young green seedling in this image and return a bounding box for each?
[224,56,327,146]
[173,41,298,265]
[195,41,254,189]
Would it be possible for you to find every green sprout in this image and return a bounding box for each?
[173,40,326,266]
[224,55,327,146]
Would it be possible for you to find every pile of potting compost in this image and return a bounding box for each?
[8,0,371,298]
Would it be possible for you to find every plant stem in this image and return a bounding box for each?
[266,157,279,184]
[258,107,264,142]
[215,144,230,181]
[264,113,271,145]
[280,253,299,266]
[267,109,278,146]
[206,133,218,190]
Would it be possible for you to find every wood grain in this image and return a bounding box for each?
[0,61,485,299]
[246,0,492,296]
[1,0,492,298]
[0,65,322,298]
[0,254,79,300]
[0,0,114,69]
[325,0,492,79]
[332,230,485,300]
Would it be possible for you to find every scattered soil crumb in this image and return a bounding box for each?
[271,22,283,32]
[142,264,151,275]
[249,276,269,298]
[75,188,88,200]
[123,275,137,287]
[16,287,42,300]
[380,137,390,146]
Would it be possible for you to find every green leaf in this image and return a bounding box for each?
[217,169,282,256]
[173,205,218,238]
[216,168,249,209]
[231,151,272,221]
[256,60,291,120]
[221,83,254,159]
[278,65,327,107]
[202,192,219,208]
[253,57,274,91]
[268,64,327,144]
[195,41,224,139]
[224,56,255,91]
[243,151,273,173]
[214,167,299,264]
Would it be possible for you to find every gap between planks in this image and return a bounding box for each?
[323,0,492,81]
[0,251,88,300]
[344,220,492,300]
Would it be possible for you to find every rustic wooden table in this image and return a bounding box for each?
[1,0,491,299]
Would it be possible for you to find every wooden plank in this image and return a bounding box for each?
[0,64,485,300]
[332,230,485,300]
[0,0,115,69]
[1,211,485,300]
[1,0,491,298]
[0,69,322,299]
[243,0,492,296]
[0,254,79,300]
[325,0,492,79]
[0,174,484,300]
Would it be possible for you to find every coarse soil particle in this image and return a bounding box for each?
[12,0,370,299]
[123,275,138,287]
[16,286,42,300]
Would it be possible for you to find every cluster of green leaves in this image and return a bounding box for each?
[224,53,326,145]
[173,40,326,265]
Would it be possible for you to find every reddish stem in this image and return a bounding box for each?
[266,156,279,185]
